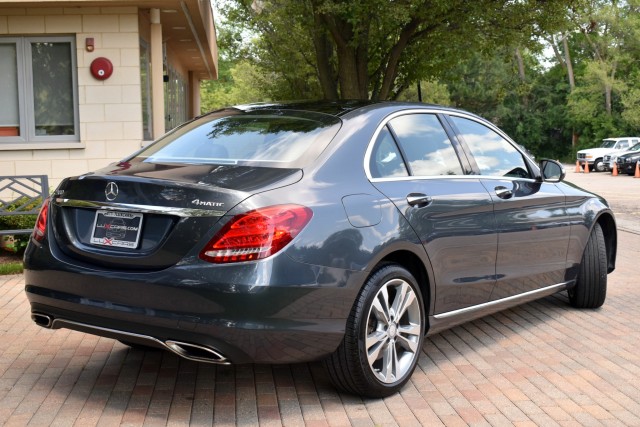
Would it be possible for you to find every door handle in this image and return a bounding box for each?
[406,193,432,207]
[495,186,513,199]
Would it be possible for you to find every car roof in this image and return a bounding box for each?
[230,100,452,118]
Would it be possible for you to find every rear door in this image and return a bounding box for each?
[447,114,570,300]
[367,111,498,314]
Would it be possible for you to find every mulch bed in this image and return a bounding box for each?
[0,251,23,265]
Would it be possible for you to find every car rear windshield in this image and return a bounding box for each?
[132,109,342,168]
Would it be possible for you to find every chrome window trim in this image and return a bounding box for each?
[364,108,539,183]
[54,198,225,218]
[445,112,537,174]
[364,108,457,181]
[368,174,540,184]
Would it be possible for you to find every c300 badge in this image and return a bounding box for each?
[105,182,119,201]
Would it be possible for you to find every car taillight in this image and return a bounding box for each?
[200,204,312,264]
[33,198,50,242]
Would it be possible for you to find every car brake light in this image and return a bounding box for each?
[199,204,313,263]
[33,198,50,242]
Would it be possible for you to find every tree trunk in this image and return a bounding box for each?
[563,37,575,90]
[547,35,565,70]
[355,19,370,99]
[605,61,617,115]
[335,46,364,99]
[378,18,420,100]
[311,12,338,100]
[562,36,578,150]
[514,47,528,108]
[320,12,367,99]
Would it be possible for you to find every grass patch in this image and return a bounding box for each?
[0,261,23,275]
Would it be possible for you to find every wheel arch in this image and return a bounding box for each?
[369,249,433,333]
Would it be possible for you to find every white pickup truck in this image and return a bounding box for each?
[577,137,640,172]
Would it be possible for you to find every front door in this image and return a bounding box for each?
[448,115,570,300]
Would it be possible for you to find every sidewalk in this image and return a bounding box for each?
[565,164,640,235]
[2,227,639,427]
[1,172,640,425]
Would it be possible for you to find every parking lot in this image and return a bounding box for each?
[1,167,639,426]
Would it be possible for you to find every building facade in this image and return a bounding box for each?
[0,0,217,188]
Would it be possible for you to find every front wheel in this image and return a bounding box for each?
[324,264,425,397]
[593,158,606,172]
[569,223,607,308]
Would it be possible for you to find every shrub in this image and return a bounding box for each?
[0,196,41,255]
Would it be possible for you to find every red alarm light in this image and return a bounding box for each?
[90,57,113,80]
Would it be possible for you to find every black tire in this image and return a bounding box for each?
[593,158,605,172]
[324,264,425,397]
[569,223,607,308]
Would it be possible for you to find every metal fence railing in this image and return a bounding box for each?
[0,175,49,235]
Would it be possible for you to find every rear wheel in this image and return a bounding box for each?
[569,223,607,308]
[325,264,425,397]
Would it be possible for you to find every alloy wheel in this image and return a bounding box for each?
[365,278,422,383]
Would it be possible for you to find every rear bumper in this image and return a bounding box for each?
[24,240,364,364]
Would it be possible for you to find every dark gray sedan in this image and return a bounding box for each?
[24,101,616,397]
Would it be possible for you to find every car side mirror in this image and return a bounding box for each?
[539,159,565,183]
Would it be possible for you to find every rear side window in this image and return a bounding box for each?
[388,114,463,176]
[369,126,409,178]
[134,110,341,167]
[450,116,531,178]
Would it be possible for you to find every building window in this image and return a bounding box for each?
[164,64,188,132]
[0,36,79,145]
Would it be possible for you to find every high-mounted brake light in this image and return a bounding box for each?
[33,198,50,242]
[200,204,313,264]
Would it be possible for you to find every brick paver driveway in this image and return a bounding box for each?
[1,169,639,426]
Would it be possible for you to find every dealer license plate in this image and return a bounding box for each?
[90,210,143,248]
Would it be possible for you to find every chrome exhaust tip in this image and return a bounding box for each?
[31,312,53,328]
[27,315,231,365]
[164,340,229,364]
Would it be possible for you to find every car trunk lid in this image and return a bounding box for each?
[49,162,302,270]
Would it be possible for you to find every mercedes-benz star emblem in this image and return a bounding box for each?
[105,182,119,201]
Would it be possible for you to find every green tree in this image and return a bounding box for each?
[621,86,640,128]
[441,47,577,159]
[221,0,578,100]
[396,80,451,105]
[201,60,272,112]
[536,0,640,152]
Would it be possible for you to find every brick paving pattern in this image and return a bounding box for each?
[2,228,638,427]
[1,170,639,426]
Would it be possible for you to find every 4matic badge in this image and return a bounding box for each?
[191,199,224,208]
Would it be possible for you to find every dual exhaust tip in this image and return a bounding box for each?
[30,312,229,364]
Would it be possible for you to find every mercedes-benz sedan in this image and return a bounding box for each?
[24,101,616,397]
